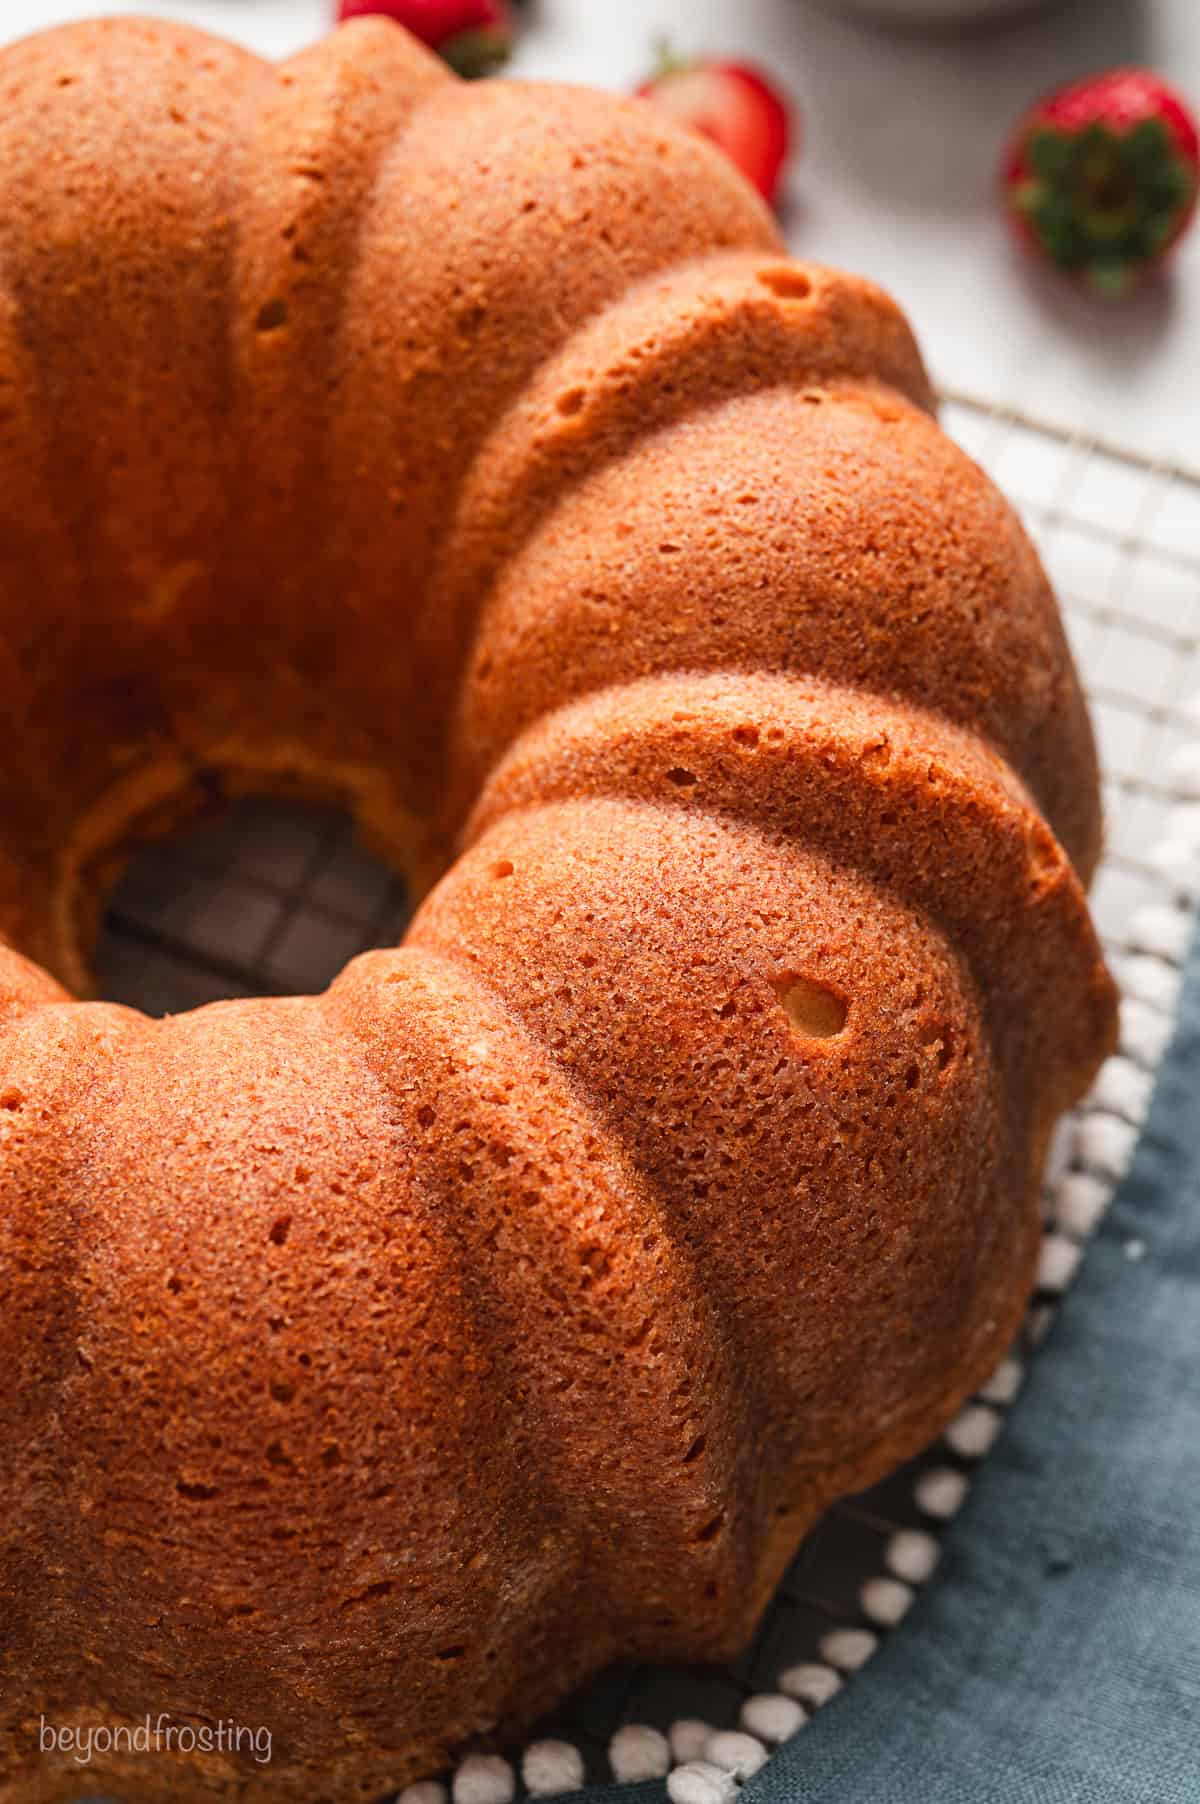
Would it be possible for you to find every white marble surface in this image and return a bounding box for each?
[4,0,1198,467]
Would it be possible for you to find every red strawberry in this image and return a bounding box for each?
[1002,68,1200,297]
[336,0,514,78]
[636,54,794,208]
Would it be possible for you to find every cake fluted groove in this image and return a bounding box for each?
[407,792,1030,1497]
[210,21,453,785]
[0,999,151,1707]
[0,283,88,901]
[321,71,781,812]
[463,668,1116,1110]
[0,947,69,1025]
[449,382,1101,875]
[423,254,933,735]
[4,992,564,1775]
[324,943,767,1656]
[0,19,268,936]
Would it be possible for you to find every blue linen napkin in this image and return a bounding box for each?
[564,914,1200,1804]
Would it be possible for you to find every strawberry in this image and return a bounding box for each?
[1002,68,1200,297]
[335,0,514,78]
[636,53,794,208]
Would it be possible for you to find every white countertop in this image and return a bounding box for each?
[5,0,1198,468]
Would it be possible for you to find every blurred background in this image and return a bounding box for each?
[3,0,1198,467]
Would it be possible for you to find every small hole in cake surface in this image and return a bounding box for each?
[777,976,848,1040]
[95,798,409,1016]
[176,1479,219,1502]
[758,264,813,301]
[490,858,515,880]
[556,385,587,417]
[255,297,289,333]
[1026,821,1064,894]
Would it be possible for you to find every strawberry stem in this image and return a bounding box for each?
[1017,116,1197,291]
[440,23,511,79]
[650,38,691,82]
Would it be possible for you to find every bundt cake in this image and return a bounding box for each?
[0,13,1117,1802]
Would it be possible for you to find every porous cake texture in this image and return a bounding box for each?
[0,16,1116,1801]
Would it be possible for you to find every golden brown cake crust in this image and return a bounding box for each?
[0,15,1116,1802]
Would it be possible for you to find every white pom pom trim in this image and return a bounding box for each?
[1038,1233,1082,1292]
[668,1721,713,1767]
[1073,1114,1140,1182]
[522,1740,587,1797]
[914,1466,969,1520]
[778,1662,843,1708]
[978,1355,1024,1405]
[667,1760,739,1804]
[861,1575,914,1626]
[739,1695,805,1743]
[702,1730,769,1780]
[819,1627,878,1673]
[944,1403,1001,1459]
[1055,1171,1111,1238]
[609,1725,670,1783]
[452,1755,515,1804]
[886,1528,939,1584]
[400,1783,448,1804]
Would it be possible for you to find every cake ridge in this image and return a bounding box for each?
[13,988,566,1755]
[449,381,1101,873]
[408,791,1024,1485]
[461,670,1115,1099]
[225,17,452,646]
[424,256,934,723]
[323,68,781,807]
[0,14,261,899]
[0,995,152,1697]
[325,942,764,1649]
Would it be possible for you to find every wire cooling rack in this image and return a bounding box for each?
[94,396,1200,1802]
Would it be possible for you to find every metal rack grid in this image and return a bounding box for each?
[92,395,1200,1791]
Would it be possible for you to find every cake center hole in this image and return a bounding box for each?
[95,798,408,1016]
[777,976,848,1040]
